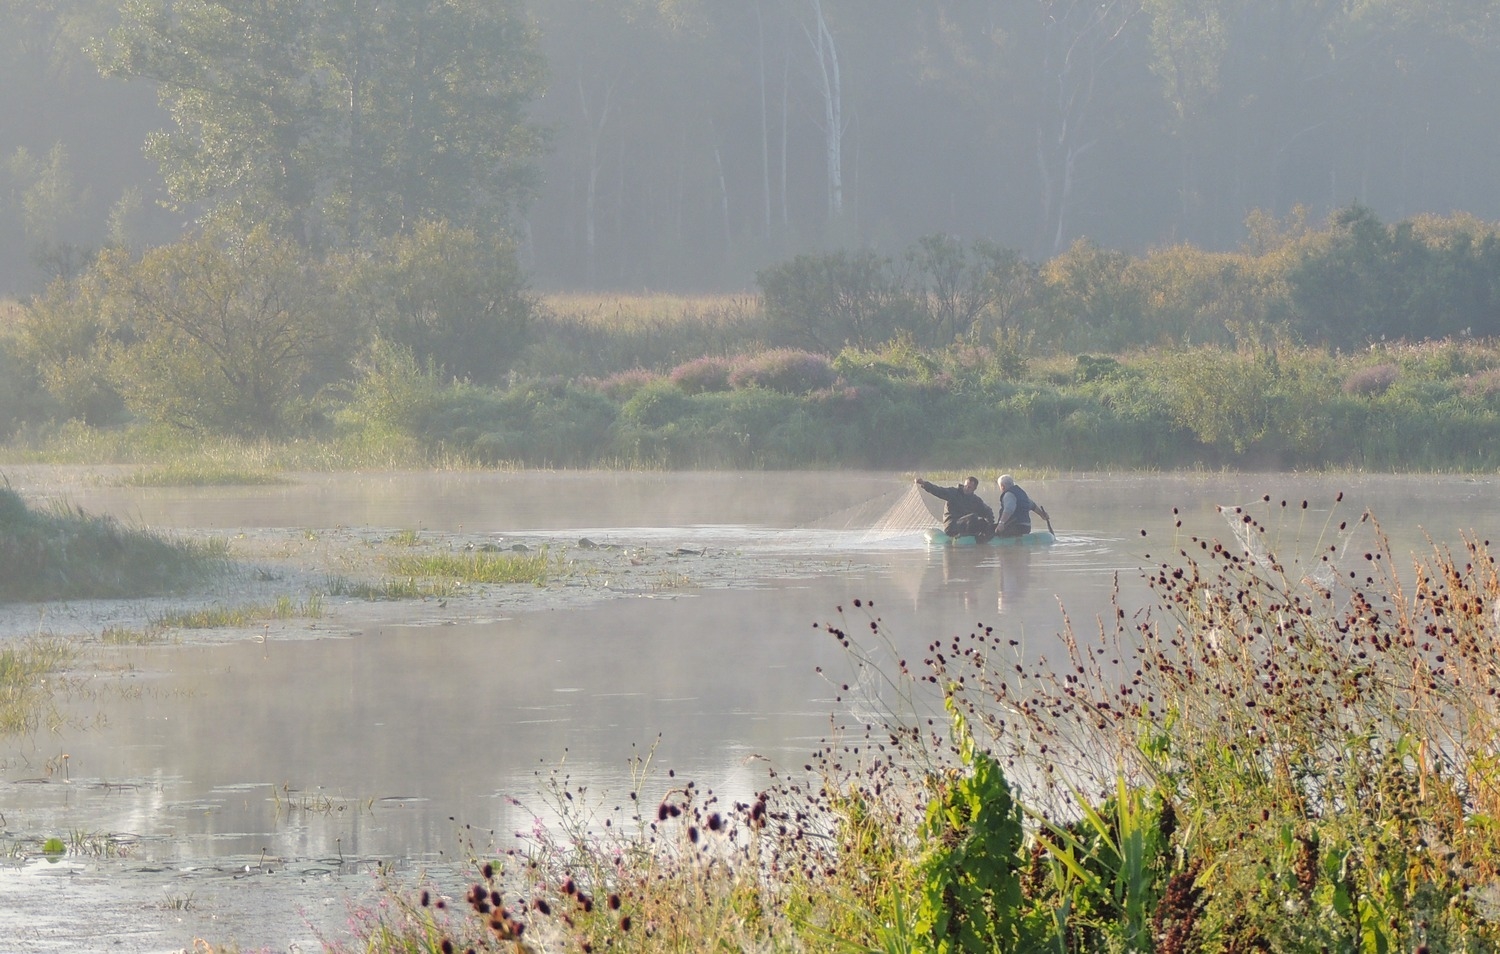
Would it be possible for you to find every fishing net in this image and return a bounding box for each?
[803,483,941,542]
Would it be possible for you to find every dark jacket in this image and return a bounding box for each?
[917,480,995,536]
[997,483,1039,535]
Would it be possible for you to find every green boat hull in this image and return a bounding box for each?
[924,528,1056,547]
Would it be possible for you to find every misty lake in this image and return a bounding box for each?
[0,468,1496,951]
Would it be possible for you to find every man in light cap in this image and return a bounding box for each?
[995,474,1049,538]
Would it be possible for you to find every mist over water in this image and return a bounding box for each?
[0,469,1495,946]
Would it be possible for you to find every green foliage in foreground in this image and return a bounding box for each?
[0,486,225,602]
[336,497,1500,953]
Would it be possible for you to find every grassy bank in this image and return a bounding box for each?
[324,495,1500,953]
[0,485,226,601]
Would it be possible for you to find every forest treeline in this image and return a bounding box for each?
[4,0,1500,471]
[4,204,1500,471]
[5,1,1500,291]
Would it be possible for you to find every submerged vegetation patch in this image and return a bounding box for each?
[323,574,461,601]
[118,464,290,487]
[150,593,324,630]
[0,486,226,602]
[385,549,553,586]
[0,638,74,735]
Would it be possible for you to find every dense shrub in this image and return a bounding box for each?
[339,338,454,437]
[727,348,837,394]
[758,250,920,352]
[619,381,694,428]
[1342,362,1399,396]
[668,355,733,394]
[108,225,342,437]
[832,337,942,387]
[13,265,128,428]
[1462,368,1500,400]
[587,368,659,401]
[337,222,535,386]
[1289,204,1500,347]
[497,384,617,466]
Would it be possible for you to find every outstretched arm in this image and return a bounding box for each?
[916,478,957,502]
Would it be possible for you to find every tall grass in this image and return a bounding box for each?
[118,464,290,487]
[0,419,481,471]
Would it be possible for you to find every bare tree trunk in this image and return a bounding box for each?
[1034,0,1137,254]
[711,118,732,256]
[342,0,367,246]
[806,0,843,220]
[780,41,791,230]
[756,2,772,237]
[578,76,613,287]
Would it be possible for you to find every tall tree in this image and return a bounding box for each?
[92,0,546,249]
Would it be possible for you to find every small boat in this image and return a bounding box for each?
[924,528,1056,547]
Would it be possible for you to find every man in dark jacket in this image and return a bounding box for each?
[995,474,1050,538]
[915,475,996,541]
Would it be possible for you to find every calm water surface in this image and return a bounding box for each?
[0,469,1496,947]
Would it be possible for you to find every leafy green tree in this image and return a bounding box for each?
[1123,243,1280,347]
[7,143,91,282]
[338,221,535,385]
[1038,238,1143,350]
[93,0,546,249]
[15,252,130,426]
[905,235,1038,348]
[1289,205,1500,348]
[109,225,340,435]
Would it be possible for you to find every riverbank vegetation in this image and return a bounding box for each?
[0,485,225,602]
[3,207,1500,474]
[334,495,1500,952]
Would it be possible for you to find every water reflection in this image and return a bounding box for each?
[0,469,1496,874]
[917,545,1036,618]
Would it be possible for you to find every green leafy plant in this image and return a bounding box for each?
[914,702,1037,954]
